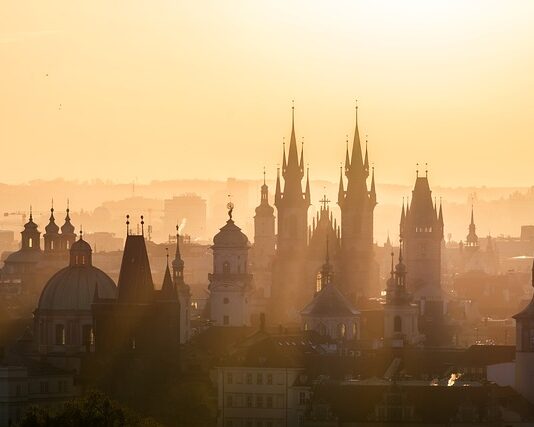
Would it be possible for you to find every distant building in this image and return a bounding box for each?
[513,260,534,404]
[163,194,207,240]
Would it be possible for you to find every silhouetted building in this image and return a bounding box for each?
[273,106,310,321]
[250,174,275,320]
[513,260,534,404]
[172,226,192,343]
[34,234,117,355]
[92,221,181,356]
[338,106,377,301]
[208,208,253,327]
[383,247,421,347]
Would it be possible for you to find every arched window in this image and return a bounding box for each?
[338,323,346,339]
[394,316,402,333]
[29,238,33,248]
[304,322,308,331]
[353,322,358,338]
[223,297,230,304]
[55,324,65,345]
[223,261,231,274]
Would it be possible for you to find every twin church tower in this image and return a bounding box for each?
[256,105,377,322]
[252,104,444,324]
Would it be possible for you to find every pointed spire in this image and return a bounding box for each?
[299,137,305,172]
[282,139,287,172]
[470,203,475,226]
[349,100,364,177]
[390,251,395,277]
[304,167,310,204]
[344,135,350,173]
[370,166,376,201]
[364,135,369,176]
[172,224,185,285]
[29,205,33,222]
[337,164,345,206]
[275,167,282,205]
[285,100,300,174]
[161,250,175,298]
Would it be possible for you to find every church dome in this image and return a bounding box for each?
[213,219,249,248]
[37,236,117,311]
[37,266,116,311]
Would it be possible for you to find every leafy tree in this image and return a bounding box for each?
[17,390,161,427]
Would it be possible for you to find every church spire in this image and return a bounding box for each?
[284,101,301,177]
[347,102,365,178]
[364,136,369,177]
[337,165,345,206]
[305,167,311,205]
[344,136,350,174]
[370,166,376,202]
[172,225,185,285]
[275,167,281,205]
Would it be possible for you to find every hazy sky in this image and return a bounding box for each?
[1,1,533,186]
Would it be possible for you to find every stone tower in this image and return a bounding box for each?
[208,207,253,327]
[272,105,310,321]
[338,106,377,301]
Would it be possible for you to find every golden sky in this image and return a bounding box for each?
[1,0,533,186]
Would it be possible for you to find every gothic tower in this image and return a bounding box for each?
[400,172,443,294]
[172,226,191,343]
[338,106,377,301]
[465,205,479,251]
[251,172,276,313]
[383,245,420,347]
[272,105,310,321]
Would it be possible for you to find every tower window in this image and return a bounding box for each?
[338,323,346,338]
[223,261,231,274]
[394,316,402,333]
[29,238,33,248]
[223,297,229,304]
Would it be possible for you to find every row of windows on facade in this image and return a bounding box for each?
[225,392,307,408]
[303,322,358,338]
[221,260,248,274]
[227,372,280,386]
[45,324,94,346]
[415,227,434,233]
